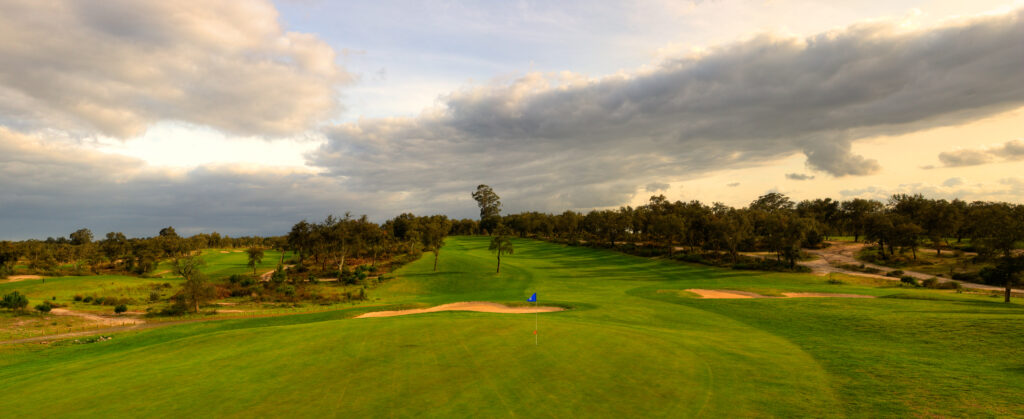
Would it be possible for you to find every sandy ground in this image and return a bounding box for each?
[686,289,875,299]
[781,292,875,298]
[356,301,565,318]
[800,241,1018,292]
[50,308,144,326]
[2,275,44,282]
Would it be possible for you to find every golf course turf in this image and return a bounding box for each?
[1,236,1022,417]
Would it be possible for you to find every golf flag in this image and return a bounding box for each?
[527,293,537,302]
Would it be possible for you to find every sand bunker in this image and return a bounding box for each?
[686,289,874,299]
[356,301,565,318]
[2,275,44,282]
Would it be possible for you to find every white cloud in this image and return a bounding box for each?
[0,0,348,138]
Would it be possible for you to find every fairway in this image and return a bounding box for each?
[1,237,1022,417]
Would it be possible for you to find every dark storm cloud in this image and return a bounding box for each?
[312,9,1024,213]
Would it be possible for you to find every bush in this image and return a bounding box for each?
[228,274,247,284]
[921,277,938,288]
[952,272,980,282]
[149,291,161,302]
[900,276,919,287]
[82,296,93,303]
[35,302,52,313]
[1,291,29,311]
[114,304,128,314]
[73,294,84,301]
[886,270,904,278]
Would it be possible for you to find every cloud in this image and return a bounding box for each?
[645,182,670,192]
[942,177,965,187]
[0,0,347,138]
[839,177,1024,203]
[0,128,371,239]
[311,8,1024,212]
[938,149,996,167]
[785,173,815,181]
[1001,139,1024,158]
[936,138,1024,167]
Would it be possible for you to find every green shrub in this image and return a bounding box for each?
[114,304,128,314]
[35,302,52,313]
[886,270,904,278]
[73,294,84,302]
[921,277,938,288]
[82,296,93,303]
[1,291,29,311]
[149,291,161,302]
[900,276,919,287]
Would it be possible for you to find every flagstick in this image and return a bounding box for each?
[535,300,538,346]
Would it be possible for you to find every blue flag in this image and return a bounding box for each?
[527,293,537,302]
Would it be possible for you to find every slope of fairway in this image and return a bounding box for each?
[1,237,1022,417]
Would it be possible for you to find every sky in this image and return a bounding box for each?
[0,0,1022,239]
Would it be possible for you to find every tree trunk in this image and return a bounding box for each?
[911,247,916,260]
[433,250,439,272]
[372,247,378,267]
[496,253,501,274]
[1006,281,1012,303]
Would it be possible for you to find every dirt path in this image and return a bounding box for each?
[260,264,294,282]
[800,242,1015,292]
[50,308,144,326]
[356,302,565,318]
[686,289,875,299]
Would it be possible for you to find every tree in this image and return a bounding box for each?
[1,291,29,312]
[472,185,502,234]
[246,247,264,277]
[0,241,22,278]
[979,256,1024,303]
[174,255,213,313]
[101,232,129,269]
[419,215,451,272]
[489,230,515,274]
[69,228,93,246]
[841,199,883,242]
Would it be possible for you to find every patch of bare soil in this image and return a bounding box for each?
[356,301,565,318]
[802,241,1016,292]
[50,308,144,326]
[220,251,230,254]
[686,289,874,299]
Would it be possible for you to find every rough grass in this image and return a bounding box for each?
[0,237,1022,417]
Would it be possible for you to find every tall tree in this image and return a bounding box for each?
[472,184,502,234]
[489,230,515,274]
[246,247,264,277]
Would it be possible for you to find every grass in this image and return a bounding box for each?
[1,236,1022,417]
